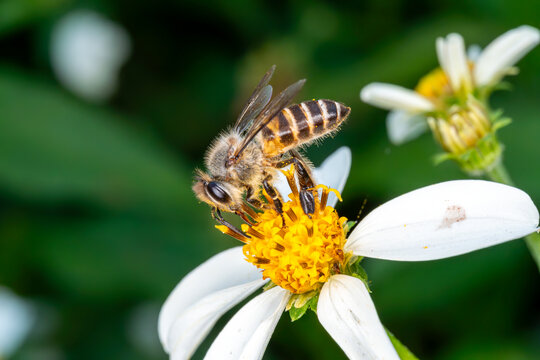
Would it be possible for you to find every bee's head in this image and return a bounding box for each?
[193,170,241,211]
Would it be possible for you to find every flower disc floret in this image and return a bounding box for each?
[242,185,347,294]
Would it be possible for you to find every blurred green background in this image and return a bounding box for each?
[0,0,539,359]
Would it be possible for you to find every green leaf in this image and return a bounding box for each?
[0,0,69,36]
[0,66,192,216]
[4,213,227,300]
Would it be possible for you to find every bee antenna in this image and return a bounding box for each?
[193,168,208,181]
[356,197,368,220]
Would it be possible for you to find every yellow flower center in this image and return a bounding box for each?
[216,168,348,294]
[415,67,452,101]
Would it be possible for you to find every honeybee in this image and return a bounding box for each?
[193,66,350,234]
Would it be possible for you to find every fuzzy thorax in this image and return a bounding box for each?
[204,130,266,187]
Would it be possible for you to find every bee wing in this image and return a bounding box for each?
[232,78,306,159]
[234,65,276,133]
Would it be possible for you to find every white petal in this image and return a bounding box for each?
[318,275,399,360]
[346,180,539,261]
[360,83,434,113]
[436,33,472,92]
[204,286,290,360]
[159,247,263,354]
[312,146,352,207]
[167,279,266,360]
[275,147,352,208]
[474,25,540,87]
[271,169,290,201]
[386,110,428,145]
[467,44,482,62]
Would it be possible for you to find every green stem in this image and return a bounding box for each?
[486,161,514,185]
[385,328,419,360]
[485,161,540,271]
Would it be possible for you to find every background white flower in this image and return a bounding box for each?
[0,286,35,358]
[159,148,539,359]
[50,10,131,102]
[360,25,540,145]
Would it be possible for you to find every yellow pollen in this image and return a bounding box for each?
[415,67,452,100]
[242,168,348,294]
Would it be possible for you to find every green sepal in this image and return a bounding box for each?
[492,117,512,132]
[433,129,503,176]
[263,281,276,291]
[385,328,419,360]
[289,294,319,322]
[488,108,511,133]
[343,220,357,235]
[491,79,514,93]
[346,256,370,292]
[432,152,456,166]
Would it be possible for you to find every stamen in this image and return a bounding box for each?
[286,208,298,222]
[320,189,329,210]
[281,165,299,198]
[235,181,347,294]
[242,203,259,221]
[262,188,273,204]
[236,211,255,226]
[246,227,264,240]
[255,257,270,264]
[215,225,249,243]
[314,184,343,203]
[274,243,285,251]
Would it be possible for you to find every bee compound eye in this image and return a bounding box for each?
[206,181,232,204]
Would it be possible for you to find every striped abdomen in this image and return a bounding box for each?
[260,99,350,157]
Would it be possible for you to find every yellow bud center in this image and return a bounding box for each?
[428,96,492,155]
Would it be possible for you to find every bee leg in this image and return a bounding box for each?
[275,157,295,168]
[235,210,255,226]
[262,178,284,214]
[211,207,250,242]
[262,178,287,227]
[289,150,316,216]
[247,198,263,209]
[245,186,263,210]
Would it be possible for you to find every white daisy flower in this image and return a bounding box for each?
[360,26,539,173]
[158,147,539,360]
